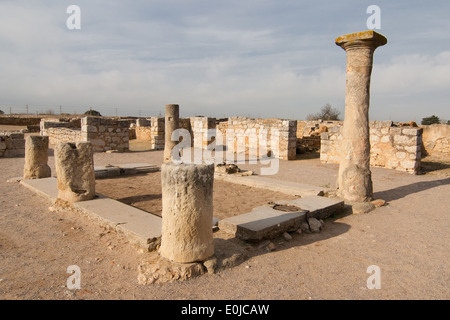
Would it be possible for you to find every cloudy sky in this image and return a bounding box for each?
[0,0,449,122]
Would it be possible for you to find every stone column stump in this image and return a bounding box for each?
[54,142,96,204]
[164,104,180,162]
[23,136,51,179]
[160,162,214,263]
[335,31,387,202]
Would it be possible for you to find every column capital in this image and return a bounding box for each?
[336,30,387,51]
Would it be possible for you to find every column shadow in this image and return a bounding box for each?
[373,177,450,202]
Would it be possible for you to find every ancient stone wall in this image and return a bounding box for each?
[190,117,216,150]
[217,117,297,160]
[41,117,129,152]
[150,117,165,150]
[45,127,83,146]
[81,117,129,152]
[0,116,41,126]
[321,121,423,174]
[40,118,81,136]
[420,124,450,157]
[135,119,152,141]
[296,120,342,152]
[0,132,25,158]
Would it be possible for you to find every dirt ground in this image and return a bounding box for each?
[96,173,298,220]
[0,132,449,300]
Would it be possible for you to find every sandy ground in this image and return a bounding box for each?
[96,173,298,220]
[0,134,449,300]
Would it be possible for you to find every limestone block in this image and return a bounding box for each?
[394,135,414,146]
[405,145,420,153]
[23,136,51,179]
[400,160,418,170]
[160,163,214,263]
[387,160,399,169]
[402,128,420,136]
[55,142,95,204]
[395,151,406,160]
[370,135,380,142]
[82,125,98,133]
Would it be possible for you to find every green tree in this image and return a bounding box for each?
[0,109,4,115]
[84,109,102,116]
[307,103,341,121]
[421,115,440,125]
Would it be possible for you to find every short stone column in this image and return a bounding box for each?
[160,162,214,263]
[164,104,180,162]
[335,31,387,202]
[23,136,51,179]
[54,142,95,204]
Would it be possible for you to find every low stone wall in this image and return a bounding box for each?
[81,117,129,152]
[41,117,129,152]
[321,121,423,174]
[46,127,83,146]
[0,132,25,158]
[0,116,41,126]
[40,118,81,136]
[420,124,450,157]
[296,120,342,152]
[135,119,152,141]
[150,117,165,150]
[191,117,216,150]
[217,117,297,160]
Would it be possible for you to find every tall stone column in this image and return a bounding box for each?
[164,104,180,162]
[159,162,214,263]
[335,31,387,202]
[23,136,51,179]
[54,142,96,204]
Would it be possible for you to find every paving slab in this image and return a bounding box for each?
[20,177,59,202]
[214,174,326,197]
[218,205,308,241]
[74,196,162,250]
[276,196,345,220]
[19,176,218,251]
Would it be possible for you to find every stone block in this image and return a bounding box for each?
[23,136,51,180]
[402,128,420,136]
[55,142,95,204]
[400,160,418,170]
[218,205,308,241]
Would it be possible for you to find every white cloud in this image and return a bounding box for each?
[0,1,449,122]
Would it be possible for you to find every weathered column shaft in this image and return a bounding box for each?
[164,104,180,162]
[159,162,214,263]
[336,31,387,202]
[23,136,51,179]
[55,142,95,204]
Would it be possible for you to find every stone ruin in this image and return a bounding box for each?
[23,136,51,180]
[11,30,450,285]
[54,142,96,204]
[40,116,130,152]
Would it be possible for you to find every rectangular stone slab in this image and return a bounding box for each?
[218,205,308,241]
[276,196,345,220]
[214,174,326,197]
[74,196,162,250]
[20,177,59,202]
[20,175,219,251]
